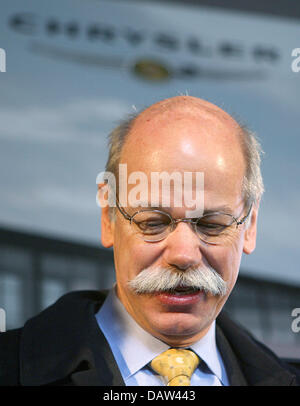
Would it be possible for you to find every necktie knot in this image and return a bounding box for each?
[151,348,200,386]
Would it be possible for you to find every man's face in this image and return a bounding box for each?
[101,102,258,347]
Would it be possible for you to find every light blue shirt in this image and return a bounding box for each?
[95,287,229,386]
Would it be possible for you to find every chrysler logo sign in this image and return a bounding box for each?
[9,12,279,81]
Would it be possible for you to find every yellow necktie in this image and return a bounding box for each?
[151,348,200,386]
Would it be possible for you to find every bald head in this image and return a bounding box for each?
[119,97,245,212]
[125,96,242,159]
[105,96,264,209]
[131,96,239,136]
[135,95,226,116]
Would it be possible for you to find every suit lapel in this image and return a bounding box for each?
[216,325,247,385]
[20,290,125,386]
[69,316,125,386]
[70,363,124,386]
[71,367,104,386]
[87,321,125,386]
[216,311,297,386]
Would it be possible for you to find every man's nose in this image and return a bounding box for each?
[163,221,203,271]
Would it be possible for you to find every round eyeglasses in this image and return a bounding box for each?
[115,200,252,245]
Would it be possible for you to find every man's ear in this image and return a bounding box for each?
[243,201,259,255]
[98,184,114,248]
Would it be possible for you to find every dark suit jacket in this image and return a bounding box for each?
[0,290,299,386]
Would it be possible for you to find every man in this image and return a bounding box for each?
[0,96,299,386]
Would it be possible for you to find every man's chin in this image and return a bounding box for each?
[125,288,220,344]
[148,312,213,346]
[141,300,216,344]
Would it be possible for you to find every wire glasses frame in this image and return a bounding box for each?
[115,199,253,245]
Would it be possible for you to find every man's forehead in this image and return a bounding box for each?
[121,119,244,176]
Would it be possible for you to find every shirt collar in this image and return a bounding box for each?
[96,287,225,383]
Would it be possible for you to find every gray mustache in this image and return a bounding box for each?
[127,265,227,297]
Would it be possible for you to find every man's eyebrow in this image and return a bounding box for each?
[203,205,233,215]
[126,202,234,215]
[128,203,161,211]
